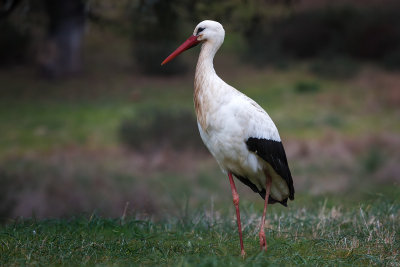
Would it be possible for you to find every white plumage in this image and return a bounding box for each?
[162,20,294,256]
[193,20,290,202]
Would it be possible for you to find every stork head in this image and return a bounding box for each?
[193,20,225,44]
[161,20,225,65]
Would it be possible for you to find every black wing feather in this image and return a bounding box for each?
[245,138,295,201]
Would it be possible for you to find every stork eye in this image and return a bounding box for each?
[196,27,205,35]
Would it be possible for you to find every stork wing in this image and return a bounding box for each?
[246,137,295,201]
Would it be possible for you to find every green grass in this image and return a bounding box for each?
[1,194,399,266]
[0,100,130,152]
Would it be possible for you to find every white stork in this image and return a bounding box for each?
[161,20,294,256]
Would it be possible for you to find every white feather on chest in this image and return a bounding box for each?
[195,73,285,194]
[192,37,289,201]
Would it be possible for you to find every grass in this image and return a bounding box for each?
[0,100,131,153]
[1,193,399,266]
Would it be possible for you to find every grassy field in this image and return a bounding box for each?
[1,192,399,266]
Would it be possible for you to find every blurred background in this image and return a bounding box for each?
[0,0,399,221]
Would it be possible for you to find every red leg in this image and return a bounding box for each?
[228,172,246,257]
[260,173,272,251]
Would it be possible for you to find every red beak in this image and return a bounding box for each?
[161,35,201,65]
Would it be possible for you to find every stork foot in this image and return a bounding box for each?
[259,228,267,251]
[227,172,246,257]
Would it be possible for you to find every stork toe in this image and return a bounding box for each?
[259,229,267,251]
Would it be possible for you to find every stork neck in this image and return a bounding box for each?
[193,41,223,130]
[195,42,219,78]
